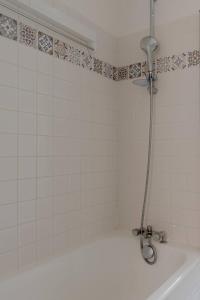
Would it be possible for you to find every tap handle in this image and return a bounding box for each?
[160,231,167,243]
[147,225,153,234]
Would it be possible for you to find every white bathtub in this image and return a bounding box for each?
[0,231,199,300]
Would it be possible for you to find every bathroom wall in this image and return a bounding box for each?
[0,5,119,278]
[118,10,200,247]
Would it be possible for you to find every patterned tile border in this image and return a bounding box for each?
[19,22,37,48]
[0,14,17,40]
[38,31,53,55]
[0,12,199,82]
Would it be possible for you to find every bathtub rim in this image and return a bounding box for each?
[0,230,199,300]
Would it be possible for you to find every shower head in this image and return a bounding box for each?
[132,78,149,87]
[140,36,159,72]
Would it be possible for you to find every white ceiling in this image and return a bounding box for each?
[54,0,200,37]
[116,0,200,37]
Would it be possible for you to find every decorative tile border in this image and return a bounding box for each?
[81,50,94,70]
[38,31,53,55]
[66,45,81,66]
[157,57,171,74]
[118,66,129,81]
[171,53,187,71]
[19,22,37,48]
[94,58,103,75]
[188,50,200,67]
[129,63,141,79]
[0,12,199,82]
[118,50,200,81]
[0,14,17,40]
[103,63,113,79]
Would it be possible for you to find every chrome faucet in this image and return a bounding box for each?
[132,225,167,244]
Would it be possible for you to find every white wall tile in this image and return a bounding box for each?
[0,134,17,156]
[54,192,81,214]
[19,68,36,92]
[18,222,36,246]
[53,232,68,255]
[0,180,18,205]
[37,136,53,156]
[36,218,52,241]
[37,73,53,96]
[54,78,79,101]
[37,238,53,261]
[19,201,36,224]
[0,227,18,254]
[54,98,80,119]
[37,157,53,177]
[54,118,80,138]
[19,135,36,157]
[0,61,18,87]
[37,198,53,220]
[0,86,18,111]
[19,90,36,113]
[18,44,37,71]
[18,179,36,202]
[0,38,18,65]
[38,115,53,136]
[19,157,36,179]
[54,157,80,176]
[0,204,17,230]
[19,112,36,135]
[0,251,18,278]
[19,244,36,269]
[0,110,18,134]
[37,177,53,198]
[0,158,17,180]
[54,175,68,196]
[38,51,53,75]
[37,94,52,116]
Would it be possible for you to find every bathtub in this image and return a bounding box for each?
[0,231,199,300]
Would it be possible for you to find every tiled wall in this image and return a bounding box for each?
[118,14,200,247]
[0,8,119,278]
[0,2,200,280]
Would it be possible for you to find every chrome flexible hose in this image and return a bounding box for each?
[139,73,157,265]
[140,73,154,232]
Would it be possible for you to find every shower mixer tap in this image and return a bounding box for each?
[132,226,167,244]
